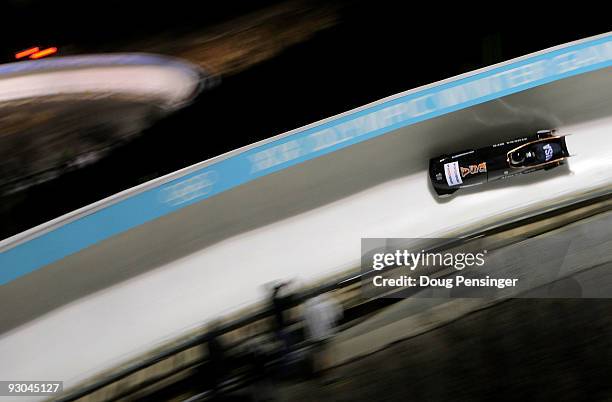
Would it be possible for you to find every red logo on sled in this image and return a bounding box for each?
[461,162,487,177]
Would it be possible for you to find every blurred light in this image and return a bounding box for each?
[15,47,40,59]
[29,47,58,59]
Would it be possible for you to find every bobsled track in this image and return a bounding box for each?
[1,33,612,398]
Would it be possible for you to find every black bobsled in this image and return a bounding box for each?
[429,130,570,197]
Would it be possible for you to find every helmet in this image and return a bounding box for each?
[510,150,525,165]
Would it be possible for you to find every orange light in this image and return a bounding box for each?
[29,47,58,59]
[15,47,40,59]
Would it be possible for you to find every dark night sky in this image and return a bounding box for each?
[1,0,283,57]
[1,1,610,238]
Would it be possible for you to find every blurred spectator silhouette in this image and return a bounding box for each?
[302,292,343,378]
[242,328,275,402]
[204,320,228,396]
[269,281,294,356]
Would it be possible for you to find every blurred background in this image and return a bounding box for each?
[0,0,610,240]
